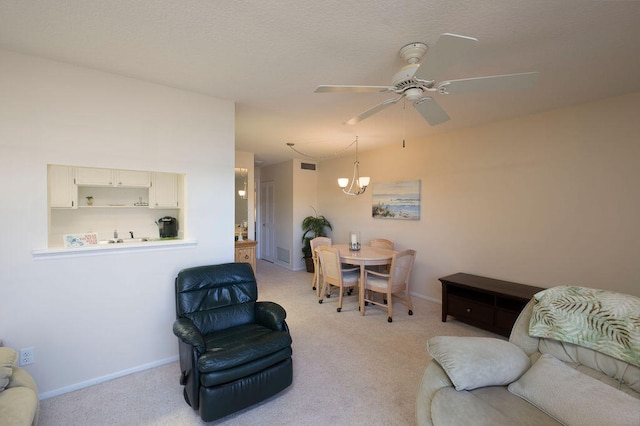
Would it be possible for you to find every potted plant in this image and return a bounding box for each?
[86,196,94,206]
[301,207,332,272]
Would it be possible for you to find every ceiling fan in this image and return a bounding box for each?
[314,33,539,126]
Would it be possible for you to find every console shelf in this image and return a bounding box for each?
[439,273,544,337]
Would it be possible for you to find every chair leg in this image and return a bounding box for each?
[337,285,343,312]
[406,288,414,315]
[318,279,327,304]
[315,271,324,298]
[311,269,317,291]
[387,290,393,322]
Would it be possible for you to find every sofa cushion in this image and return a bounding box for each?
[427,336,530,391]
[0,347,18,392]
[432,386,561,426]
[508,353,640,426]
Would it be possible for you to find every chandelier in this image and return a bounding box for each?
[338,137,370,196]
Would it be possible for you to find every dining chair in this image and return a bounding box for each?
[369,238,394,250]
[317,246,360,312]
[368,238,395,273]
[363,249,416,322]
[310,237,332,296]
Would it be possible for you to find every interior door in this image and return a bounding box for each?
[260,180,275,262]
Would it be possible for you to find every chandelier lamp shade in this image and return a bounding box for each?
[338,137,370,196]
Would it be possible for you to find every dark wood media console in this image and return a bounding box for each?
[439,273,544,337]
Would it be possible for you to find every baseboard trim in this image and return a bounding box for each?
[410,292,441,304]
[39,355,179,400]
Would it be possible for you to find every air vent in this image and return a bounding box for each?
[300,163,316,171]
[277,247,291,264]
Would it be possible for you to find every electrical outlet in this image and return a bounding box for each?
[19,347,35,366]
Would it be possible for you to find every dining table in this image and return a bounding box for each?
[331,244,396,315]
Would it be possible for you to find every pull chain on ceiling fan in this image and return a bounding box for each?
[314,33,540,127]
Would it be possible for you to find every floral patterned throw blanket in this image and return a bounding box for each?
[529,286,640,367]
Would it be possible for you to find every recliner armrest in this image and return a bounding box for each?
[255,301,287,331]
[173,317,206,353]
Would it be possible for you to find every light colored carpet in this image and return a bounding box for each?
[38,260,496,425]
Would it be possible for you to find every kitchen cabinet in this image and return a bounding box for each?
[48,165,77,208]
[75,167,113,186]
[150,172,179,208]
[75,167,150,188]
[235,240,257,273]
[114,170,150,187]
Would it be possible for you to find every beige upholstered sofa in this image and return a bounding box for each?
[0,346,39,426]
[416,287,640,426]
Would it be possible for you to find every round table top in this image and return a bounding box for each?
[332,244,395,261]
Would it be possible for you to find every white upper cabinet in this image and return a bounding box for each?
[48,165,77,208]
[114,170,151,187]
[75,167,150,188]
[150,172,178,208]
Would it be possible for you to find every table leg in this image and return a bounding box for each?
[359,261,366,316]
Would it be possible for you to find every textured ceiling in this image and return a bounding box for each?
[1,1,640,165]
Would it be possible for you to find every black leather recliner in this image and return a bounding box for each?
[173,263,293,422]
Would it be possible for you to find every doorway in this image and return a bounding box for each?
[259,180,275,262]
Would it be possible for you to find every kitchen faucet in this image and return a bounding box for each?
[129,231,134,239]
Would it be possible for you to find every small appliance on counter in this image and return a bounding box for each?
[156,216,178,238]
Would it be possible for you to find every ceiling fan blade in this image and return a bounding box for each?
[413,97,450,126]
[438,72,540,94]
[314,85,393,93]
[414,33,478,82]
[345,96,403,125]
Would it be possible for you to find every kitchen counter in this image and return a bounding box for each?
[32,238,197,259]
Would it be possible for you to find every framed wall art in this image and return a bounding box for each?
[372,180,421,220]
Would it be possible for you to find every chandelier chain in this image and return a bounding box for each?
[286,138,358,160]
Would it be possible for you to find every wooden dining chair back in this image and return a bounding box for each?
[363,249,416,322]
[368,239,395,273]
[317,246,359,312]
[369,239,394,250]
[310,237,332,296]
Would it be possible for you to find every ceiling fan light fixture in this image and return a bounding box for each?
[405,87,424,101]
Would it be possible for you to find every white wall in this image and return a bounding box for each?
[260,159,318,270]
[0,50,235,396]
[318,92,640,301]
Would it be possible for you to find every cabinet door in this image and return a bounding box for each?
[115,170,150,187]
[235,247,256,272]
[75,167,113,186]
[49,165,77,208]
[149,172,178,208]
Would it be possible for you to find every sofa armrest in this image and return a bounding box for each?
[6,367,38,393]
[255,301,287,331]
[173,317,206,353]
[416,360,454,426]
